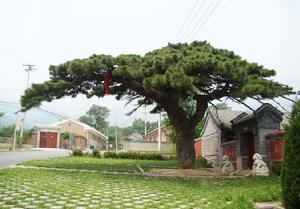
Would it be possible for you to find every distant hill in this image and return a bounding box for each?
[0,104,69,129]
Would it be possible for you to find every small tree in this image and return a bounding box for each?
[131,118,157,135]
[0,125,14,137]
[79,105,110,133]
[281,101,300,209]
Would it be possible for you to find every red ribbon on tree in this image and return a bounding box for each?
[104,72,110,95]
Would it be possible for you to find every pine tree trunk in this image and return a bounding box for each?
[175,124,196,169]
[164,100,207,169]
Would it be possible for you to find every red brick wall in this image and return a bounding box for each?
[26,133,37,147]
[269,139,284,160]
[75,136,87,149]
[266,130,285,162]
[194,139,202,157]
[222,146,237,161]
[60,139,69,148]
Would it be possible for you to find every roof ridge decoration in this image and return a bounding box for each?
[207,107,245,129]
[231,103,283,125]
[230,112,249,124]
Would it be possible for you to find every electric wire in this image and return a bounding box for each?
[175,0,206,42]
[190,0,223,41]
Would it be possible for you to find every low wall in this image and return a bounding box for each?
[0,143,12,151]
[194,139,202,157]
[26,137,37,148]
[127,141,174,152]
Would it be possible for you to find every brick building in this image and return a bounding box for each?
[28,119,107,150]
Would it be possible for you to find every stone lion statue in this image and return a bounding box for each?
[252,153,269,176]
[221,155,235,174]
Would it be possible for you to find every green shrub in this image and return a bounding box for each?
[161,154,176,160]
[281,101,300,209]
[92,149,100,157]
[195,156,210,168]
[72,149,83,156]
[104,151,164,160]
[104,151,118,158]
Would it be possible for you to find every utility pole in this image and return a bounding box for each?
[20,64,36,140]
[115,126,118,152]
[144,105,147,134]
[157,112,161,152]
[114,115,118,152]
[13,112,21,151]
[106,131,109,151]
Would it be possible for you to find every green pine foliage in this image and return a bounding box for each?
[21,41,292,112]
[281,101,300,209]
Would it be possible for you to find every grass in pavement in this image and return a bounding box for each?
[19,156,206,172]
[0,168,281,209]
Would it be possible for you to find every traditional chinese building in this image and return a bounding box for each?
[199,103,289,170]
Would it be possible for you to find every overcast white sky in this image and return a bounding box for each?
[0,0,299,127]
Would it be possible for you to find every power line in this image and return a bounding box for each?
[176,0,207,42]
[190,0,223,41]
[201,0,233,43]
[174,0,200,42]
[34,107,69,119]
[0,100,69,119]
[184,0,216,41]
[0,100,19,105]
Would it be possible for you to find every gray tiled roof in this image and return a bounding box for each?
[208,104,289,130]
[208,108,247,129]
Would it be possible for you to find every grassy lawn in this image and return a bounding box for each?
[19,156,207,173]
[0,167,281,209]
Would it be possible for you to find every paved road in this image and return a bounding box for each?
[0,149,70,168]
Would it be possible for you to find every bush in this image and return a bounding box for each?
[281,101,300,209]
[104,151,118,159]
[72,149,83,156]
[92,149,100,157]
[195,156,210,168]
[104,151,164,160]
[161,154,176,160]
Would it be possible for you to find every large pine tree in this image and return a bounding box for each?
[21,41,292,168]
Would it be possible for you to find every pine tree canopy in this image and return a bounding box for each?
[21,41,292,116]
[20,41,294,168]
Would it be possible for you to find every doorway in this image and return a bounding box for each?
[39,132,58,148]
[244,132,255,168]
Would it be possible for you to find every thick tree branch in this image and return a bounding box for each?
[228,97,255,111]
[114,77,167,104]
[191,97,208,127]
[249,96,264,104]
[280,95,295,104]
[271,99,289,112]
